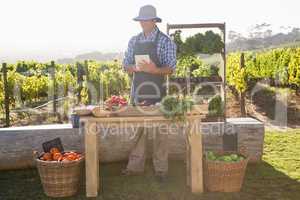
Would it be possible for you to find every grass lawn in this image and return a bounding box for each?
[0,130,299,200]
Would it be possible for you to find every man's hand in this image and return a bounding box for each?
[124,65,139,74]
[127,59,174,75]
[137,60,158,74]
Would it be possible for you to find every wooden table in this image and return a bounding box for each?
[80,115,204,197]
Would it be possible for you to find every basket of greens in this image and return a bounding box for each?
[204,148,249,192]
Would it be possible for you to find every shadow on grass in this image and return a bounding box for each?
[0,160,299,200]
[242,161,300,200]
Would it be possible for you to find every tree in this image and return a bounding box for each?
[228,30,244,42]
[171,30,223,56]
[170,30,184,56]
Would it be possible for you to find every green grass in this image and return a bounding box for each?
[0,130,299,200]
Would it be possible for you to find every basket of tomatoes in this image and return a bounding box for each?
[34,147,84,197]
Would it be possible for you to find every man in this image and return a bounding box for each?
[122,5,177,180]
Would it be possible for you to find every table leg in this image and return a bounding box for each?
[85,122,100,197]
[186,126,191,186]
[188,119,203,193]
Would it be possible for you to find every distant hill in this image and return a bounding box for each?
[227,27,300,52]
[2,24,298,63]
[57,51,124,64]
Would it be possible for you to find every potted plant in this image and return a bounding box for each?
[203,94,224,122]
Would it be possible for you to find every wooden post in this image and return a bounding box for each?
[50,61,57,115]
[166,24,170,95]
[2,63,10,127]
[240,53,246,117]
[187,68,191,96]
[98,67,104,106]
[186,127,191,186]
[221,23,227,121]
[187,119,203,193]
[76,62,83,104]
[84,60,91,104]
[62,65,69,121]
[85,121,100,197]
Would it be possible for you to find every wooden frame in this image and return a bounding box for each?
[166,23,227,121]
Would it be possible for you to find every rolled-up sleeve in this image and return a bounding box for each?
[161,38,177,70]
[122,36,137,70]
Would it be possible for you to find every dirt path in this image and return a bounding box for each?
[226,86,300,130]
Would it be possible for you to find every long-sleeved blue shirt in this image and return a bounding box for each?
[123,27,177,70]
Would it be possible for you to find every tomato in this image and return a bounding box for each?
[50,147,60,155]
[42,153,52,161]
[53,153,63,161]
[105,95,128,109]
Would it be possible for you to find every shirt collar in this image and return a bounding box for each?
[140,26,159,41]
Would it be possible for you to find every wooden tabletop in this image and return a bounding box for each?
[79,114,205,123]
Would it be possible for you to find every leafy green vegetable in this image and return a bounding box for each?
[208,95,224,117]
[230,154,239,161]
[207,151,217,161]
[160,95,194,121]
[206,151,245,162]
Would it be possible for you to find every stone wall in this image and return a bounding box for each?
[0,124,82,170]
[227,118,265,163]
[0,118,264,170]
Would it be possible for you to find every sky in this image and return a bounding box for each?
[0,0,299,61]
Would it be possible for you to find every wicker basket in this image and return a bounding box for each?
[204,151,249,192]
[35,152,84,197]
